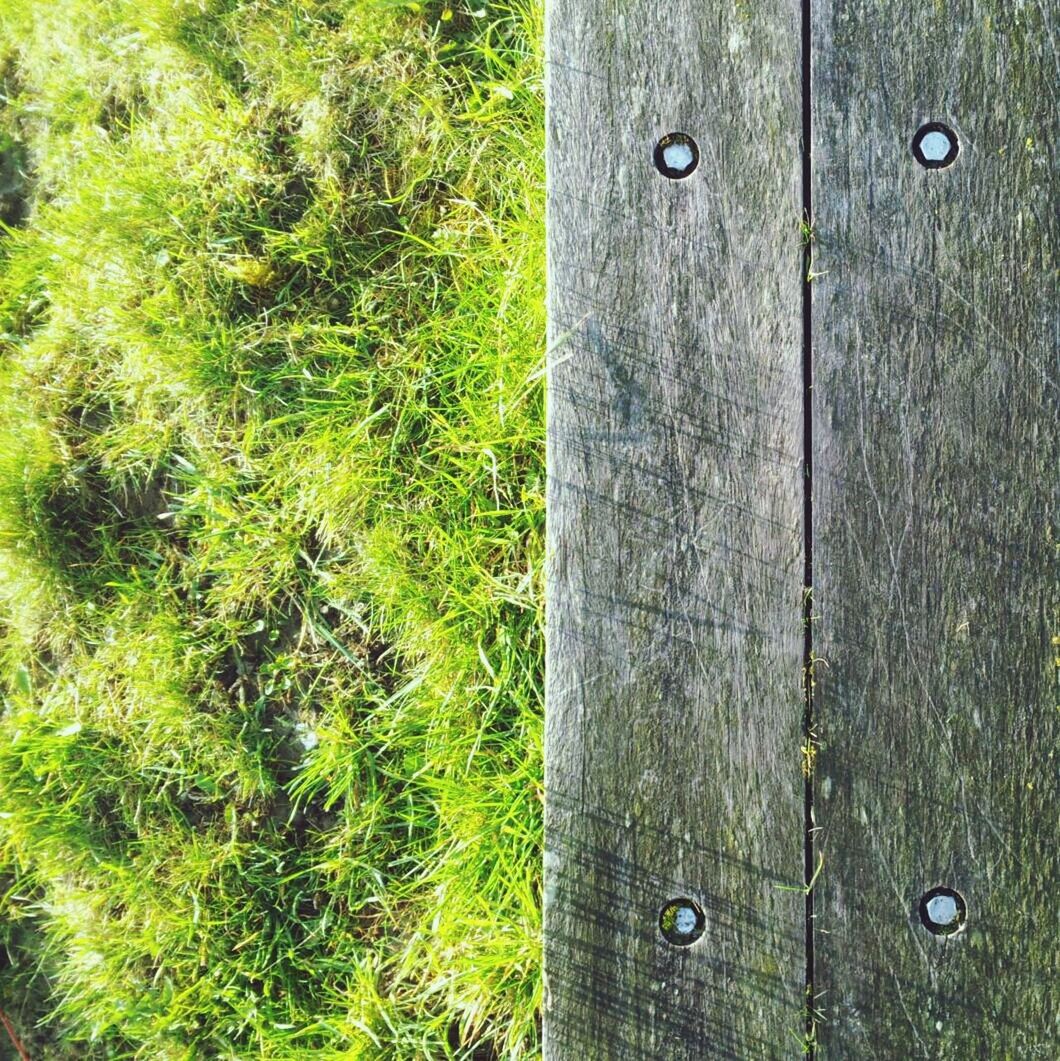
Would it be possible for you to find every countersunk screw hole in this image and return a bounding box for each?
[659,897,705,945]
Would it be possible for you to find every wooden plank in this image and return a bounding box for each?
[811,2,1060,1055]
[543,2,806,1055]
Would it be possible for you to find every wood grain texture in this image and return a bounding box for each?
[811,1,1060,1056]
[543,2,804,1056]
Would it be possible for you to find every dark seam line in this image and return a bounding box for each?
[801,0,817,1054]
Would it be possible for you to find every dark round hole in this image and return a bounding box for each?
[654,132,699,180]
[911,122,959,169]
[918,887,967,936]
[659,897,705,945]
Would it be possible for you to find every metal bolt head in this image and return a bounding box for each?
[919,886,967,935]
[654,133,699,179]
[912,122,959,169]
[659,897,705,945]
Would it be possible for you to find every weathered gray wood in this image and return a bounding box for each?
[543,2,805,1055]
[811,2,1060,1055]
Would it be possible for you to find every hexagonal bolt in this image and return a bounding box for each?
[912,122,959,169]
[918,886,967,936]
[659,897,706,945]
[654,133,699,179]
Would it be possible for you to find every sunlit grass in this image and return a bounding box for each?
[0,1,544,1055]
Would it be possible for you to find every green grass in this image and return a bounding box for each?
[0,0,544,1055]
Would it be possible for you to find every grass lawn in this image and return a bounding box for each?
[0,1,544,1055]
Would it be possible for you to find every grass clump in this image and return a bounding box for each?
[0,0,544,1055]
